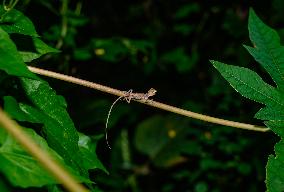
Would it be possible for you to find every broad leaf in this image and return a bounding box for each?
[0,127,88,187]
[19,37,59,62]
[92,38,128,62]
[174,3,199,20]
[78,133,107,173]
[161,47,198,73]
[212,9,284,192]
[20,78,87,175]
[211,60,284,108]
[4,96,106,174]
[0,27,37,79]
[244,9,284,91]
[255,106,284,121]
[135,115,190,167]
[0,6,38,36]
[265,121,284,139]
[3,96,40,123]
[266,139,284,192]
[47,185,66,192]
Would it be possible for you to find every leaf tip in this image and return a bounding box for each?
[209,60,221,69]
[249,8,256,16]
[209,59,216,65]
[248,8,261,25]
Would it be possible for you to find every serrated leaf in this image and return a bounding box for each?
[255,106,284,120]
[0,6,38,36]
[266,139,284,192]
[265,120,284,139]
[211,60,284,108]
[0,27,37,79]
[0,127,89,187]
[212,9,284,192]
[244,9,284,91]
[19,38,59,62]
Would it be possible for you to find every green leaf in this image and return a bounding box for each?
[134,115,189,167]
[20,78,87,175]
[194,182,208,192]
[266,139,284,192]
[74,48,92,61]
[78,133,108,173]
[265,120,284,138]
[161,47,197,73]
[174,3,200,19]
[47,185,64,192]
[255,106,284,120]
[0,27,37,79]
[173,24,193,36]
[212,9,284,192]
[4,97,100,179]
[0,6,38,36]
[244,9,284,91]
[19,38,59,62]
[4,96,107,174]
[93,38,128,62]
[211,60,284,108]
[0,127,88,187]
[3,96,40,123]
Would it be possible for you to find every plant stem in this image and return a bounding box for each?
[28,66,270,132]
[1,0,19,20]
[56,0,68,49]
[0,108,89,192]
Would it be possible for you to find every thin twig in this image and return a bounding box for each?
[28,66,270,132]
[0,108,89,192]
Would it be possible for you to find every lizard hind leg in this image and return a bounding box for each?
[124,89,133,103]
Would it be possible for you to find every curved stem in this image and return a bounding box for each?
[28,66,270,132]
[1,0,19,20]
[3,0,19,10]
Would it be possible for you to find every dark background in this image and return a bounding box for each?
[18,0,284,191]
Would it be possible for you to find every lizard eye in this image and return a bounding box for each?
[149,88,157,95]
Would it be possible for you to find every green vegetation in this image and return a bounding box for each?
[0,1,284,191]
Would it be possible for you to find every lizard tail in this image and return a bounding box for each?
[105,96,124,149]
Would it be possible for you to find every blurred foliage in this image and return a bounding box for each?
[2,0,284,191]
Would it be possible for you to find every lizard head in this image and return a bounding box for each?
[148,88,157,96]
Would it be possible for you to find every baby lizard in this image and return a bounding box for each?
[123,88,157,103]
[105,88,157,149]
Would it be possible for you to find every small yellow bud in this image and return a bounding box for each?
[168,129,176,138]
[94,48,105,56]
